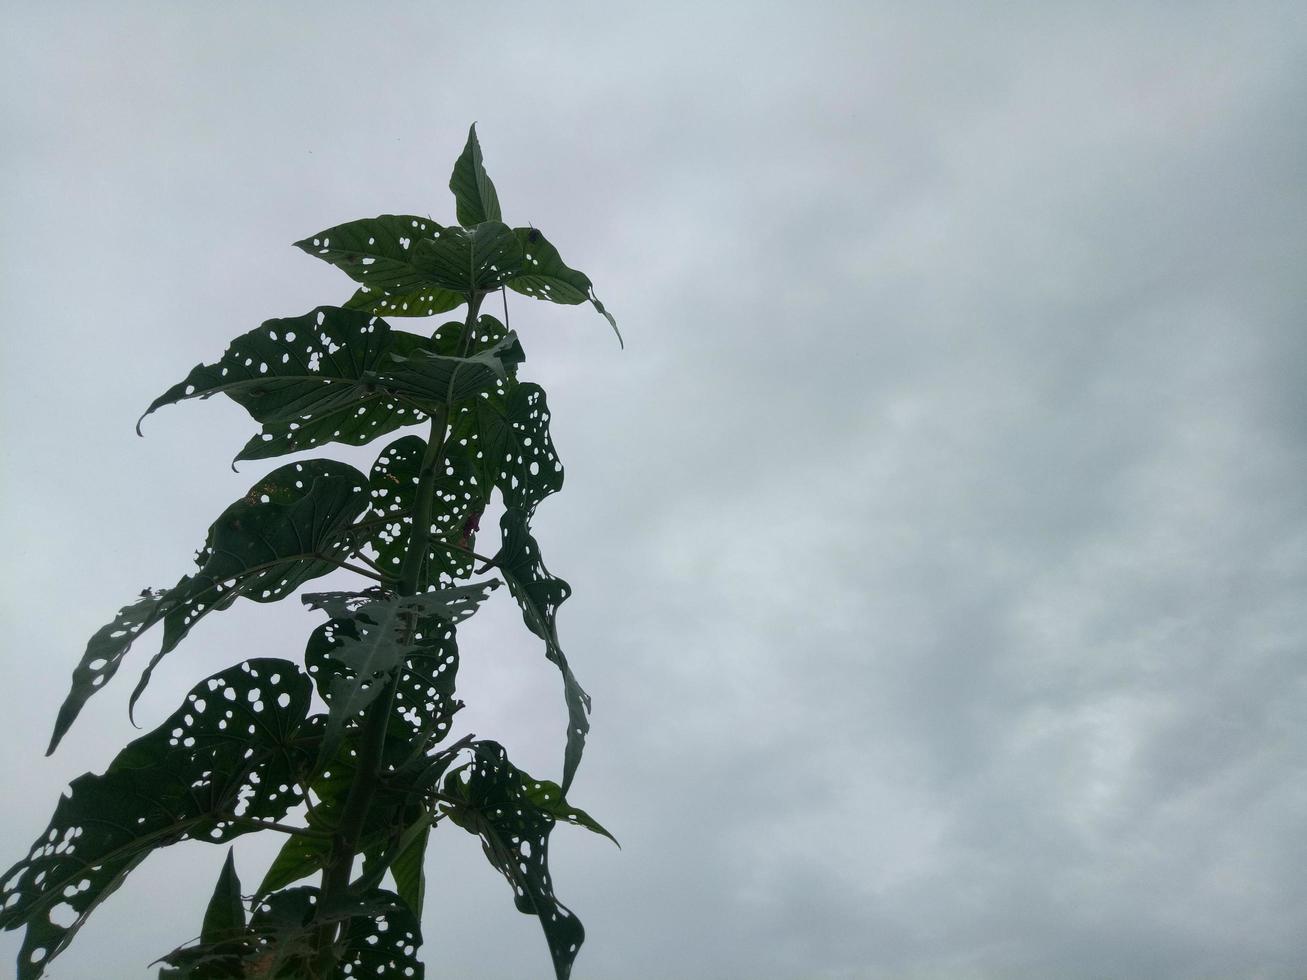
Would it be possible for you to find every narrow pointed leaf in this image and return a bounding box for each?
[442,741,585,980]
[450,123,502,226]
[493,509,589,794]
[1,660,313,980]
[200,850,246,944]
[411,222,523,293]
[301,582,497,767]
[506,227,622,346]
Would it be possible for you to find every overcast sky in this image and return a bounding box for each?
[3,3,1306,978]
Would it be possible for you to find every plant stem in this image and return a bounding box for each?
[310,292,484,976]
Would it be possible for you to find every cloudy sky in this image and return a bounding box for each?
[3,3,1306,977]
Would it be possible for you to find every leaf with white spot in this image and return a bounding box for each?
[367,435,486,589]
[300,582,497,768]
[441,741,586,980]
[411,221,524,293]
[381,331,524,407]
[140,306,442,462]
[450,123,502,227]
[0,660,314,980]
[451,381,563,516]
[48,461,369,753]
[506,227,622,347]
[295,214,461,314]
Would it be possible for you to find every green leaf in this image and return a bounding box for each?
[300,582,498,768]
[411,221,524,293]
[49,460,369,753]
[450,123,502,226]
[442,741,585,980]
[506,227,622,347]
[450,381,563,515]
[493,508,589,795]
[1,660,314,980]
[523,780,620,848]
[344,282,462,318]
[200,850,246,945]
[389,820,430,918]
[367,435,486,589]
[381,331,524,407]
[295,214,459,309]
[140,306,441,462]
[157,887,423,979]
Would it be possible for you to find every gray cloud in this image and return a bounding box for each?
[2,2,1306,977]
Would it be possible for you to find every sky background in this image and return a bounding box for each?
[2,2,1306,978]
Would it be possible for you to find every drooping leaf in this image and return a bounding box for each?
[450,381,563,514]
[450,123,502,227]
[494,508,589,794]
[300,582,497,767]
[294,214,461,313]
[49,460,369,753]
[442,741,585,980]
[201,850,246,945]
[411,221,524,293]
[1,660,314,980]
[506,227,622,347]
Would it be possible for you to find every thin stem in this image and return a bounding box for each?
[310,292,484,977]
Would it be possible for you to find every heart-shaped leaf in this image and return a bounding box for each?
[451,381,563,515]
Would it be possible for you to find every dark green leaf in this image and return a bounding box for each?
[442,741,585,980]
[450,381,563,514]
[494,509,589,794]
[450,123,502,226]
[201,850,246,945]
[49,460,369,753]
[158,887,422,979]
[388,820,430,918]
[523,780,620,848]
[344,282,463,318]
[295,214,459,308]
[367,435,485,590]
[141,306,442,462]
[301,582,497,768]
[506,228,622,347]
[411,222,523,293]
[380,331,524,407]
[2,660,314,980]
